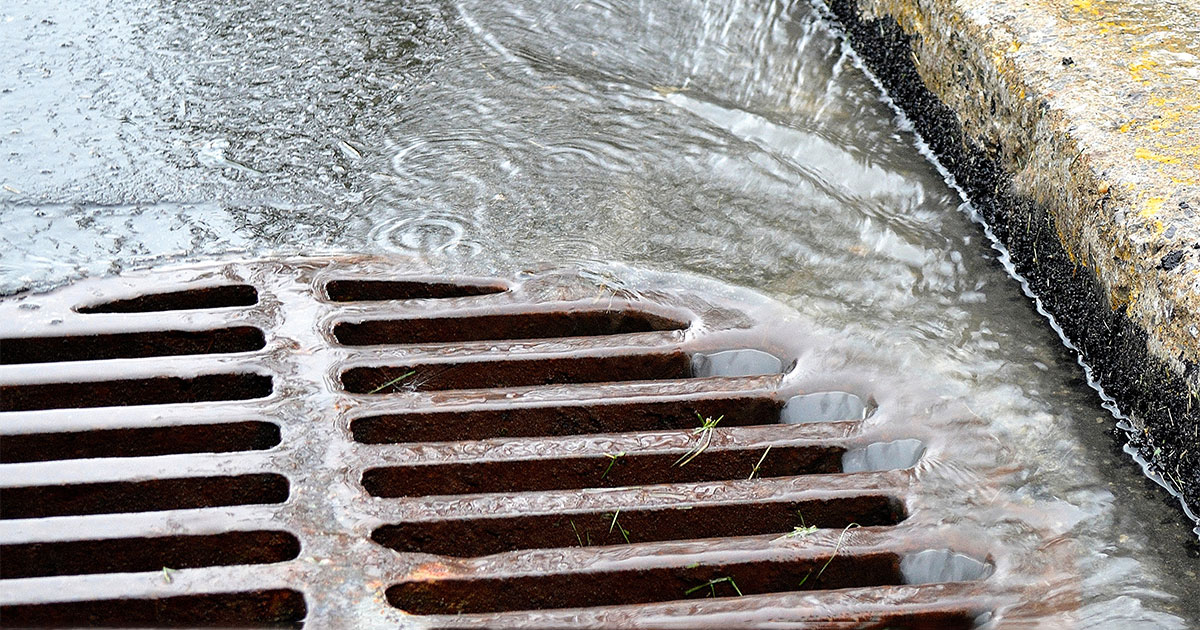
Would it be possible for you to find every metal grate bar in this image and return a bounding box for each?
[0,257,1071,628]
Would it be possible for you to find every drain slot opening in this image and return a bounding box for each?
[799,612,979,630]
[0,473,289,519]
[844,439,926,473]
[1,530,300,579]
[372,496,905,557]
[362,445,843,497]
[389,553,903,614]
[352,397,781,443]
[782,392,868,423]
[0,373,273,412]
[342,352,692,393]
[77,285,258,314]
[333,310,687,346]
[0,327,266,364]
[325,279,506,302]
[692,349,784,378]
[0,590,306,628]
[1,421,281,464]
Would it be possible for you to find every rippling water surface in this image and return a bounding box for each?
[1,0,1197,626]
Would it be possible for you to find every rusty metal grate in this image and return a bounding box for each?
[0,257,1066,628]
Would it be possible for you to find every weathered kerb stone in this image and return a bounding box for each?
[824,0,1199,512]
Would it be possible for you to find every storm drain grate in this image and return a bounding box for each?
[0,257,1070,628]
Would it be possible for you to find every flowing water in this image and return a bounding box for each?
[1,0,1197,626]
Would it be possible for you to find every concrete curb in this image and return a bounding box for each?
[821,0,1199,514]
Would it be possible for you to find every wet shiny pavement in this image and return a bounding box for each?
[1,0,1197,627]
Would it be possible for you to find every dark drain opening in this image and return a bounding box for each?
[351,396,782,443]
[0,327,266,364]
[362,444,843,497]
[325,279,507,302]
[1,421,282,463]
[1,530,300,578]
[389,553,903,614]
[341,352,693,393]
[0,590,306,628]
[0,373,273,412]
[371,496,905,557]
[807,612,979,630]
[77,285,258,314]
[0,473,289,519]
[417,610,979,630]
[333,310,688,346]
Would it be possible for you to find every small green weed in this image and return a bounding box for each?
[570,520,590,547]
[797,523,860,588]
[685,576,743,597]
[368,370,416,394]
[777,524,819,541]
[601,451,627,479]
[674,413,723,467]
[608,509,631,543]
[748,445,772,480]
[775,510,817,541]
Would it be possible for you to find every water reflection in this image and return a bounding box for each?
[0,0,1195,626]
[782,391,867,423]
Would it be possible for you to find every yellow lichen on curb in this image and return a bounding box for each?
[1134,149,1181,166]
[845,0,1200,384]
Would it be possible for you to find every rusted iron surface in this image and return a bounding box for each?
[0,256,1075,628]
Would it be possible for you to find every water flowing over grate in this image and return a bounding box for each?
[0,257,1073,628]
